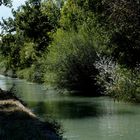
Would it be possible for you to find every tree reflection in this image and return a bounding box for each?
[33,100,104,119]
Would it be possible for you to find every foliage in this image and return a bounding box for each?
[62,0,140,68]
[111,69,140,103]
[0,0,60,76]
[41,0,60,30]
[97,0,140,68]
[60,0,85,30]
[17,61,44,83]
[0,0,140,101]
[44,28,103,95]
[19,42,37,68]
[14,0,53,53]
[0,17,15,34]
[0,0,12,7]
[0,34,21,72]
[96,56,140,102]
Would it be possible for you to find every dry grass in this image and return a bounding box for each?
[0,99,36,117]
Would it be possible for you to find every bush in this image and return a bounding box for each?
[44,29,102,96]
[111,69,140,103]
[96,56,140,102]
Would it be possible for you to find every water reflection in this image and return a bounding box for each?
[29,99,138,121]
[30,100,104,119]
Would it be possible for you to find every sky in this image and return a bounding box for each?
[0,0,26,20]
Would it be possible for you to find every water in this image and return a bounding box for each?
[0,75,140,140]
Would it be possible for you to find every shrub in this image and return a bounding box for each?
[44,29,102,96]
[96,56,140,102]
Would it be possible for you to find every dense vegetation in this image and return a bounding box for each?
[0,0,140,102]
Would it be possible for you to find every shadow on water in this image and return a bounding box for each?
[0,87,62,140]
[0,103,62,140]
[30,98,139,120]
[32,101,103,119]
[32,102,133,121]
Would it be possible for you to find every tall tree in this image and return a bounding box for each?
[102,0,140,68]
[15,0,53,54]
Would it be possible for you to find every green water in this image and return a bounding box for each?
[0,75,140,140]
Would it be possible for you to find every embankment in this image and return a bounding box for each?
[0,88,62,140]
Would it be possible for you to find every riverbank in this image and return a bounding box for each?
[0,88,62,140]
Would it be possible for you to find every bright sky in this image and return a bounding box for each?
[0,0,26,20]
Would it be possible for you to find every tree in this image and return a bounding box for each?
[14,0,54,54]
[0,17,15,34]
[0,0,12,7]
[104,0,140,68]
[71,0,140,68]
[59,0,87,30]
[41,0,60,30]
[0,33,21,72]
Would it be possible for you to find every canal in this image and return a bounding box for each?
[0,75,140,140]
